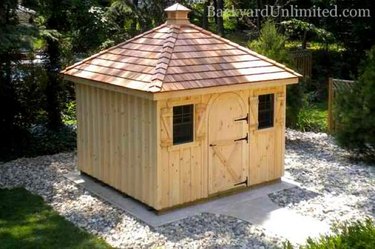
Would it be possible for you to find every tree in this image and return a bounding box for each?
[281,19,334,50]
[248,20,303,127]
[216,0,224,36]
[248,20,291,65]
[40,0,70,130]
[202,0,210,29]
[334,46,375,160]
[0,0,37,157]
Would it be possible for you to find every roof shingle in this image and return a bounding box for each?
[62,10,300,93]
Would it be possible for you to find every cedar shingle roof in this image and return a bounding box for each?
[62,4,300,93]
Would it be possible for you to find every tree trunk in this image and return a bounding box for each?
[202,0,210,29]
[213,0,218,24]
[302,30,308,49]
[217,0,224,36]
[131,0,138,34]
[256,0,262,34]
[45,38,63,130]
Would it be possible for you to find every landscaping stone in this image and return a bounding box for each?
[269,129,375,225]
[0,129,374,248]
[0,154,282,248]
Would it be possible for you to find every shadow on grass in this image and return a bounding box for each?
[0,188,112,249]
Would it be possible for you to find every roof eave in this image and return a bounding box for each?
[153,77,299,100]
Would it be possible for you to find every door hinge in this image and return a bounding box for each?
[234,177,248,187]
[234,113,249,124]
[234,133,248,143]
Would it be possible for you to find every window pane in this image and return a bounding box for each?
[173,104,194,145]
[258,94,274,129]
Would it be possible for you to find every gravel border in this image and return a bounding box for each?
[0,153,284,248]
[1,129,374,248]
[269,129,375,225]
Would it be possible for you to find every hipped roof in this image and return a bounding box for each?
[62,4,300,93]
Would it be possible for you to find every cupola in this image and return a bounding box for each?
[164,3,191,25]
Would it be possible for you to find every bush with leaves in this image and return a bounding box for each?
[248,20,303,128]
[334,46,375,161]
[284,219,375,249]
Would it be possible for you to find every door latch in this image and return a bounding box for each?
[234,114,249,124]
[234,177,248,187]
[234,133,248,143]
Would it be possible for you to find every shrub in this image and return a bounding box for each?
[248,20,291,65]
[62,100,77,126]
[0,125,76,162]
[248,20,303,128]
[284,219,375,249]
[334,46,375,161]
[296,102,327,132]
[28,125,76,157]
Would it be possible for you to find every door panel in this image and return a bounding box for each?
[208,93,248,194]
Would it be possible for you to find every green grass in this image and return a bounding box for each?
[285,40,346,52]
[296,101,328,132]
[0,188,112,249]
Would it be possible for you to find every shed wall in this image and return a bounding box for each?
[76,83,158,207]
[156,86,286,210]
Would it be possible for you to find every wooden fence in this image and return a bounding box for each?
[328,78,355,133]
[290,50,312,78]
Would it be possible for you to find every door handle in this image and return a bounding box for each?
[234,133,248,143]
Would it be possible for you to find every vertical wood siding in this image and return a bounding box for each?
[249,86,286,185]
[75,84,158,208]
[76,83,286,210]
[156,87,286,210]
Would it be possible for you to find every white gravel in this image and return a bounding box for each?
[269,129,375,225]
[0,154,282,248]
[0,129,374,248]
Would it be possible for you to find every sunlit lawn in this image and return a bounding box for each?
[0,188,112,249]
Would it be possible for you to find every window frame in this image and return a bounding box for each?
[258,94,275,129]
[172,104,195,145]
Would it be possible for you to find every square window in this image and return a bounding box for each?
[173,104,194,145]
[258,94,274,129]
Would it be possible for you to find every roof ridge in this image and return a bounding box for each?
[148,25,180,92]
[61,23,168,74]
[185,23,302,78]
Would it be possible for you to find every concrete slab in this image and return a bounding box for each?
[64,171,330,244]
[213,196,330,244]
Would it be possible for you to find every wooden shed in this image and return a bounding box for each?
[62,3,300,211]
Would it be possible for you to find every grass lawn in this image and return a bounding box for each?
[0,188,112,249]
[297,101,328,132]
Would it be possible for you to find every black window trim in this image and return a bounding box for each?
[172,104,194,145]
[258,93,275,129]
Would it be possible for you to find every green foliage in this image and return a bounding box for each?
[248,20,291,65]
[0,125,76,162]
[0,0,37,54]
[285,41,345,52]
[249,20,303,128]
[283,219,375,249]
[334,46,375,161]
[62,101,77,126]
[0,188,112,249]
[296,101,328,132]
[281,19,334,47]
[28,125,77,157]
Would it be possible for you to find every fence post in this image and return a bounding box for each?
[328,78,333,133]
